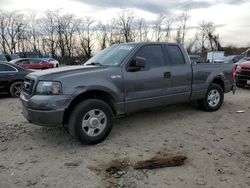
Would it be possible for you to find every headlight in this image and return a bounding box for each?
[236,65,241,73]
[36,81,62,95]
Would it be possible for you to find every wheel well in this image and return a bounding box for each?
[63,90,117,124]
[211,77,225,91]
[9,79,24,88]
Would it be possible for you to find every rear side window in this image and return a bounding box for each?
[30,59,41,64]
[0,64,16,71]
[134,45,165,68]
[168,45,185,65]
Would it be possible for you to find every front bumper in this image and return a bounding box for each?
[236,75,250,85]
[22,106,65,127]
[20,93,71,127]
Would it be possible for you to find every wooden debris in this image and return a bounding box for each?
[64,162,79,167]
[134,155,187,170]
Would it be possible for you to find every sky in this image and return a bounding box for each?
[0,0,250,47]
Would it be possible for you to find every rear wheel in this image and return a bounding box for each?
[68,99,113,145]
[198,83,224,112]
[9,81,23,97]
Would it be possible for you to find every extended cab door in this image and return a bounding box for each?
[123,44,171,112]
[164,44,192,101]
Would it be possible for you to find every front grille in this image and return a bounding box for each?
[240,70,250,76]
[23,78,35,95]
[242,67,250,70]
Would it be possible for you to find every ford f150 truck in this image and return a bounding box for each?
[20,43,235,144]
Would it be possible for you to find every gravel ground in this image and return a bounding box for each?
[0,88,249,188]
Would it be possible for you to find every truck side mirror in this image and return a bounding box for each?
[128,56,146,72]
[135,57,146,68]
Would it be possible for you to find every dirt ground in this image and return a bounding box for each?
[0,88,249,188]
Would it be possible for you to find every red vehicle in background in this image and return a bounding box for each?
[9,58,54,70]
[235,58,250,87]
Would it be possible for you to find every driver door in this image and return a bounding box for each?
[123,44,171,112]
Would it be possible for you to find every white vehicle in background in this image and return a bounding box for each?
[207,51,224,63]
[37,57,59,68]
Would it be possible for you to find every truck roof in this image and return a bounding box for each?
[122,42,180,46]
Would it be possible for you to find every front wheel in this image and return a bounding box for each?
[10,81,23,97]
[68,99,113,145]
[198,83,224,112]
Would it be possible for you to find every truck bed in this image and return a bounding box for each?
[191,62,234,100]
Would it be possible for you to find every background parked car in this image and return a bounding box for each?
[0,54,8,63]
[224,55,244,63]
[16,52,39,58]
[0,63,32,97]
[9,58,54,70]
[189,55,206,64]
[37,57,59,67]
[235,60,250,88]
[5,54,20,61]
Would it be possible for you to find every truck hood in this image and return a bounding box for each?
[240,61,250,68]
[27,65,102,80]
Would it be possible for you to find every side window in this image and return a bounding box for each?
[31,60,41,64]
[134,45,165,68]
[22,60,30,64]
[168,45,185,65]
[5,64,16,71]
[0,64,16,71]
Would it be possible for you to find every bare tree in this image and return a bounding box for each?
[77,17,95,60]
[163,18,173,42]
[96,22,108,50]
[27,12,40,52]
[40,10,58,57]
[153,15,165,42]
[0,10,8,53]
[174,26,182,44]
[199,21,221,51]
[0,11,26,53]
[136,18,149,42]
[115,9,135,42]
[63,15,78,58]
[178,11,190,45]
[55,12,77,59]
[186,35,198,54]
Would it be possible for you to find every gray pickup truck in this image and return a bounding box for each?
[20,42,235,144]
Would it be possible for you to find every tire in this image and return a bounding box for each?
[198,83,224,112]
[9,81,23,97]
[68,99,113,145]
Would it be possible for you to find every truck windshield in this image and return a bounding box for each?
[85,44,136,66]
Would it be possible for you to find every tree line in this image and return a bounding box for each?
[0,9,226,63]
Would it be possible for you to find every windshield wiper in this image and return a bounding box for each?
[85,62,102,66]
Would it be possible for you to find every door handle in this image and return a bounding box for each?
[164,72,171,79]
[8,73,14,77]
